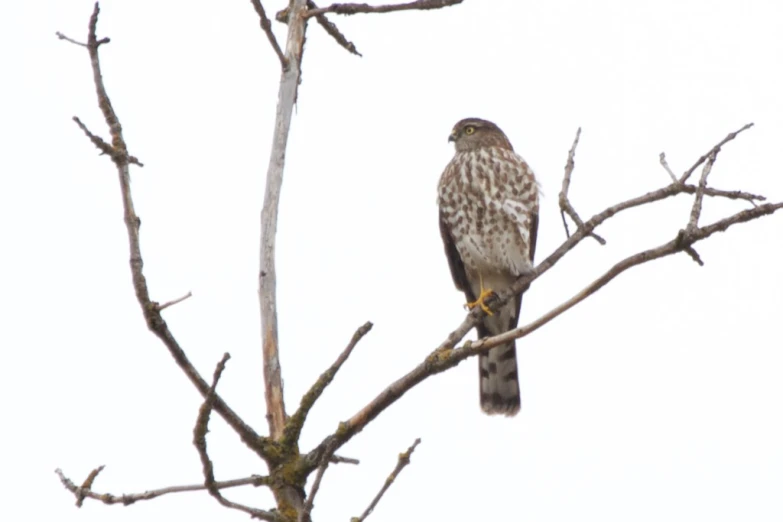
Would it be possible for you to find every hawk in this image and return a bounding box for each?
[437,118,539,416]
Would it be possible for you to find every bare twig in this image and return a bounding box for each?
[55,31,88,47]
[72,116,144,167]
[352,438,421,522]
[283,322,373,450]
[293,322,374,520]
[56,30,109,47]
[71,465,105,507]
[308,1,362,55]
[330,454,360,465]
[659,152,678,183]
[60,1,267,459]
[305,0,464,18]
[679,123,753,183]
[155,291,193,311]
[250,0,288,69]
[55,468,271,507]
[688,152,717,231]
[558,128,606,245]
[299,460,329,522]
[689,185,764,205]
[193,354,280,522]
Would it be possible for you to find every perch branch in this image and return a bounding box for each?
[351,438,421,522]
[193,354,280,521]
[558,128,605,244]
[250,0,288,69]
[55,468,271,507]
[305,0,464,18]
[59,1,267,460]
[304,122,780,470]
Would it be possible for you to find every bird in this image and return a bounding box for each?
[437,117,539,416]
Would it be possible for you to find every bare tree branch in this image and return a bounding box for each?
[679,123,753,183]
[558,128,606,245]
[250,0,288,69]
[55,468,272,507]
[260,0,309,445]
[58,0,269,461]
[72,116,143,167]
[308,1,362,56]
[688,152,717,231]
[283,322,373,451]
[193,354,281,521]
[351,438,421,522]
[299,460,329,522]
[305,0,464,18]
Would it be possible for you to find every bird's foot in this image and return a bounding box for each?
[465,287,496,316]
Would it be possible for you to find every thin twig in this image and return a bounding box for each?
[289,323,373,520]
[55,468,271,507]
[250,0,288,69]
[193,354,280,522]
[156,291,193,311]
[56,30,109,47]
[352,438,421,522]
[305,0,464,18]
[330,454,360,465]
[679,123,753,183]
[308,1,362,55]
[282,322,373,451]
[688,152,717,231]
[299,459,329,522]
[688,185,764,205]
[72,116,144,167]
[558,128,606,245]
[60,1,267,459]
[659,152,678,183]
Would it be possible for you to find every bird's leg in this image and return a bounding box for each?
[465,273,495,316]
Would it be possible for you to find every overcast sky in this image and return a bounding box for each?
[3,1,783,521]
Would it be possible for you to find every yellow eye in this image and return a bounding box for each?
[464,126,476,135]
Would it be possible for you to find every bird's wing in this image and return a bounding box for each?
[438,209,476,303]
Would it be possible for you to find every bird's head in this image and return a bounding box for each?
[448,118,514,152]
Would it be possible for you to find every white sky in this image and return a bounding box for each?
[3,1,783,521]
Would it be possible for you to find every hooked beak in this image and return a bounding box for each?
[448,130,457,143]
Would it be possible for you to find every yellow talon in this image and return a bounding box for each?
[465,286,495,316]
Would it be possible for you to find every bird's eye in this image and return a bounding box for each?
[464,126,476,135]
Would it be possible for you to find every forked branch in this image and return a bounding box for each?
[55,468,272,507]
[57,2,266,460]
